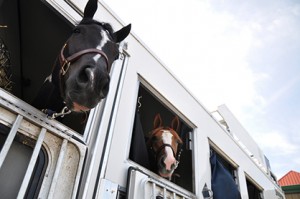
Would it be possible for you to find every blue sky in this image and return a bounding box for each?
[103,0,300,179]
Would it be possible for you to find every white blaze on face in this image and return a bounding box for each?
[161,130,176,171]
[93,30,110,63]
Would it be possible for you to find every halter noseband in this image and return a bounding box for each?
[155,144,176,158]
[59,43,110,76]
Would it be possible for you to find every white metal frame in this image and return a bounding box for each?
[127,167,197,199]
[0,88,86,199]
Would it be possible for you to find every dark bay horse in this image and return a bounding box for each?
[147,114,183,179]
[32,0,131,118]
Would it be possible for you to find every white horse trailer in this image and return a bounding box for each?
[0,0,285,198]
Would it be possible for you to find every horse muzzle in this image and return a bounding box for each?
[76,66,110,97]
[157,155,177,178]
[63,65,110,112]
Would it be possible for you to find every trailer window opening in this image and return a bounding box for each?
[246,177,263,199]
[211,148,238,180]
[0,123,48,199]
[129,84,194,193]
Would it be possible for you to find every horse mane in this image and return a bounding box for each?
[78,19,116,40]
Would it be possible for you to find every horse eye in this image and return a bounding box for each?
[73,28,81,33]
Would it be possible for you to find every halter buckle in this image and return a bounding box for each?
[61,61,70,76]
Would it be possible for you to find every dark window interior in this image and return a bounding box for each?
[117,189,126,199]
[129,84,194,192]
[246,178,263,199]
[0,123,48,199]
[270,171,277,183]
[0,0,88,133]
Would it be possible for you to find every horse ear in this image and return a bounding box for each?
[171,116,180,132]
[83,0,98,19]
[177,136,183,144]
[113,24,131,43]
[153,113,162,129]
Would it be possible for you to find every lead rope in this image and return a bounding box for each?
[42,106,72,119]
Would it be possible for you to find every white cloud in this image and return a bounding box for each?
[255,130,299,156]
[264,75,300,108]
[292,4,300,16]
[294,158,300,165]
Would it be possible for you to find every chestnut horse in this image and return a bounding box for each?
[147,114,183,179]
[32,0,131,118]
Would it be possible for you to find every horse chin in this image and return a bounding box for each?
[72,102,91,112]
[158,171,173,178]
[158,166,174,178]
[64,91,101,112]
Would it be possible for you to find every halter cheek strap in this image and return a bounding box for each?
[59,43,110,76]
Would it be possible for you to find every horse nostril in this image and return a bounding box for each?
[160,157,165,167]
[77,67,94,85]
[171,163,176,170]
[76,66,110,98]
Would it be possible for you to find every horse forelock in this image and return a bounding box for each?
[79,19,115,39]
[150,127,181,142]
[170,128,182,144]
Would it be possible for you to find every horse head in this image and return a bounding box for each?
[35,0,131,114]
[147,114,183,179]
[58,0,130,112]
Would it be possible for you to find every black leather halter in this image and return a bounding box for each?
[59,43,110,76]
